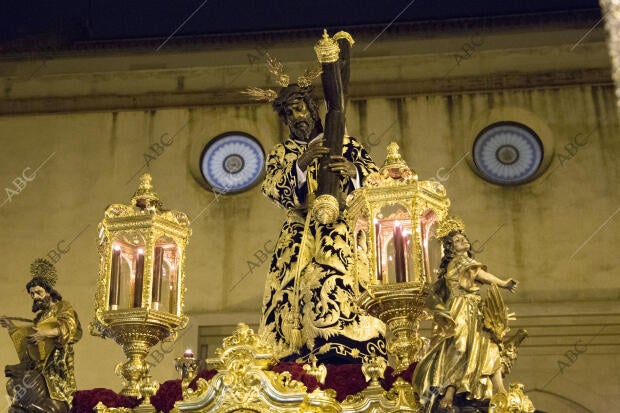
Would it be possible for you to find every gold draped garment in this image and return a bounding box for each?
[413,255,501,400]
[9,300,82,403]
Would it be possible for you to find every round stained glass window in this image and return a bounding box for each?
[473,122,543,185]
[200,132,265,193]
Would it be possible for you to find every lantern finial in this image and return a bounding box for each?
[380,142,417,180]
[383,142,406,167]
[132,173,161,211]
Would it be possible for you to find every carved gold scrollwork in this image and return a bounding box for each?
[383,378,418,412]
[300,389,342,413]
[171,322,442,412]
[489,383,536,413]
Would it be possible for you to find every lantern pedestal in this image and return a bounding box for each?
[357,282,430,373]
[102,309,186,396]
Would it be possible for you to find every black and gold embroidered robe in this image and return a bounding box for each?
[259,135,385,363]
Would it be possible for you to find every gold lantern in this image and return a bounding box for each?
[347,142,450,373]
[91,173,191,397]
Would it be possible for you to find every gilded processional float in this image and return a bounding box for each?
[1,30,541,413]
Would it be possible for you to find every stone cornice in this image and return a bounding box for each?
[0,68,611,116]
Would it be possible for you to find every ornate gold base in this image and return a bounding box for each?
[93,308,186,397]
[92,324,538,413]
[356,282,430,373]
[109,319,171,396]
[173,324,420,412]
[489,383,536,413]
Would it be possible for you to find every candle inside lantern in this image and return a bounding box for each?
[133,248,144,308]
[403,229,411,281]
[393,221,407,282]
[152,246,164,310]
[109,245,122,310]
[374,219,383,282]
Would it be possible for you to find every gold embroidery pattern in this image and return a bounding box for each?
[259,137,385,360]
[414,254,502,401]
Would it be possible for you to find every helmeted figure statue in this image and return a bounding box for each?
[0,258,82,413]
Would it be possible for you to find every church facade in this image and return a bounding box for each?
[0,7,617,412]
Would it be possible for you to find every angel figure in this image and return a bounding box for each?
[413,218,519,411]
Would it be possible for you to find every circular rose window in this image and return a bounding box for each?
[472,122,543,185]
[200,132,265,193]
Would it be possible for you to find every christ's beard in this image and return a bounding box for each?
[32,296,52,313]
[290,120,311,140]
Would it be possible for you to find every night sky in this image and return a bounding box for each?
[0,0,601,45]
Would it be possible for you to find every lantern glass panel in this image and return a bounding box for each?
[354,211,373,285]
[152,237,180,314]
[420,210,441,282]
[375,204,415,284]
[110,234,146,310]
